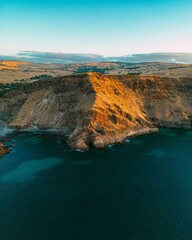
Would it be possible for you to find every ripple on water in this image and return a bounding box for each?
[0,157,64,183]
[22,136,44,144]
[159,128,178,137]
[147,149,168,158]
[1,129,192,240]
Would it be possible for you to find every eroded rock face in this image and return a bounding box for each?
[0,142,10,157]
[120,75,192,128]
[0,73,192,150]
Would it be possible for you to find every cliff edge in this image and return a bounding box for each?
[0,73,191,150]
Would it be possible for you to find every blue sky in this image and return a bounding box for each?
[0,0,192,56]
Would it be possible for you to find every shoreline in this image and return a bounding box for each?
[1,126,192,154]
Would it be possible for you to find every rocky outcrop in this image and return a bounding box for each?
[0,73,192,150]
[0,142,10,157]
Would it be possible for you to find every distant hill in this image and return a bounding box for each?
[1,60,192,83]
[1,52,192,64]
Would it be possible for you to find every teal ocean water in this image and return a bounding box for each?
[1,129,192,240]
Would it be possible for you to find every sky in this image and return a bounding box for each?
[0,0,192,56]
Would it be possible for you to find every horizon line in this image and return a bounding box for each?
[1,50,192,58]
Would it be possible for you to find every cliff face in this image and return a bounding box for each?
[120,75,192,128]
[76,73,155,149]
[0,73,192,150]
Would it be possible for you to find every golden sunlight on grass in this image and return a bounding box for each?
[0,60,29,70]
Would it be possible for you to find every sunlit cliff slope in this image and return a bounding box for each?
[0,73,192,150]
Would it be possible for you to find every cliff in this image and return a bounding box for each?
[0,73,192,150]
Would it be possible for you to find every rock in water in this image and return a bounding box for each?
[0,142,10,157]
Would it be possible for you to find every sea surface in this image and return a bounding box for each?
[1,129,192,240]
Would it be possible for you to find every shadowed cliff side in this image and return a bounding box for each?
[0,73,192,150]
[0,74,96,150]
[119,75,192,128]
